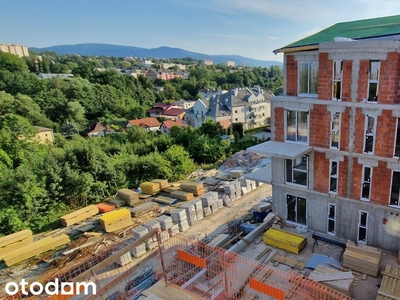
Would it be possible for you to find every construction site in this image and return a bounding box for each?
[0,151,399,300]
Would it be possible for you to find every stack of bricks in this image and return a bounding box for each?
[189,199,204,221]
[156,215,174,231]
[239,177,256,194]
[216,197,224,210]
[143,220,161,232]
[132,226,149,239]
[171,209,190,232]
[116,252,132,266]
[131,243,146,258]
[222,194,232,206]
[180,203,198,226]
[158,231,170,243]
[145,236,157,250]
[200,192,216,217]
[168,224,180,237]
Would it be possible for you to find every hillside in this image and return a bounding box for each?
[30,43,283,68]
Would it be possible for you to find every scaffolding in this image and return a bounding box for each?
[5,233,355,300]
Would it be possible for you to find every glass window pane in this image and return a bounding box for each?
[369,61,379,81]
[297,111,308,142]
[328,219,335,233]
[363,167,371,181]
[390,171,400,206]
[331,132,339,148]
[330,177,337,192]
[299,63,309,94]
[333,81,341,100]
[293,170,307,185]
[331,161,337,176]
[358,227,367,242]
[368,83,378,101]
[362,182,370,199]
[296,197,307,225]
[333,61,342,80]
[286,110,296,141]
[360,212,367,226]
[328,205,335,219]
[395,119,400,157]
[287,195,296,222]
[294,156,307,170]
[310,62,318,94]
[286,159,293,183]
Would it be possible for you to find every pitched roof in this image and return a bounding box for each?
[218,120,231,129]
[276,14,400,53]
[162,119,185,130]
[162,107,185,117]
[127,117,161,128]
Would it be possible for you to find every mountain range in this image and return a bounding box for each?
[30,43,282,68]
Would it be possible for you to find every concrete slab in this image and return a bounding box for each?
[247,141,313,159]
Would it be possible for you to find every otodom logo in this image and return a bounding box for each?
[5,279,96,296]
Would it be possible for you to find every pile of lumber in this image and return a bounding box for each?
[263,228,307,254]
[99,209,132,233]
[377,264,400,300]
[3,234,70,266]
[60,205,99,227]
[97,202,116,213]
[170,190,194,201]
[180,182,204,196]
[140,182,160,195]
[162,185,181,193]
[342,240,381,277]
[309,264,354,296]
[0,230,33,260]
[152,196,178,206]
[129,202,160,218]
[151,179,169,189]
[116,188,140,206]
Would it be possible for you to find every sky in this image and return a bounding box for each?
[2,0,400,62]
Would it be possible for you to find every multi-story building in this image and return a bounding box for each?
[0,44,29,57]
[247,15,400,251]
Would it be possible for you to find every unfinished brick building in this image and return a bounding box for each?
[248,15,400,251]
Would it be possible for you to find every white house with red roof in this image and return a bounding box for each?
[125,117,161,132]
[160,119,186,134]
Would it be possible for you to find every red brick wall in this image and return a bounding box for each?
[371,161,391,206]
[379,52,400,104]
[337,157,348,198]
[309,104,330,148]
[351,158,362,200]
[314,151,329,193]
[357,60,370,102]
[318,53,332,100]
[353,108,365,154]
[285,55,298,96]
[341,60,352,102]
[274,107,285,142]
[375,110,396,157]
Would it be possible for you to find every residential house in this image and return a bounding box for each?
[160,107,186,120]
[80,122,115,138]
[160,119,186,134]
[147,102,171,117]
[126,117,161,132]
[37,73,73,80]
[247,15,400,252]
[172,99,196,110]
[34,126,54,144]
[145,69,189,81]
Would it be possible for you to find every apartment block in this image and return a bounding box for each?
[247,15,400,251]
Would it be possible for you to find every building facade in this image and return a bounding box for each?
[248,15,400,251]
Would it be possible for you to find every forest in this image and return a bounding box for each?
[0,50,281,235]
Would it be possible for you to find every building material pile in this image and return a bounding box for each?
[180,182,204,196]
[143,220,161,232]
[189,198,204,221]
[180,203,198,226]
[222,182,241,202]
[239,177,256,195]
[140,182,160,195]
[200,192,217,217]
[116,189,140,207]
[377,264,400,300]
[230,169,244,179]
[171,209,190,232]
[3,234,70,266]
[342,240,382,277]
[109,198,126,208]
[263,228,307,254]
[151,179,169,190]
[131,243,146,258]
[0,230,33,260]
[156,215,174,230]
[129,202,160,218]
[170,190,194,201]
[97,202,116,213]
[99,208,132,233]
[309,264,354,296]
[60,205,99,227]
[152,195,177,206]
[132,226,149,239]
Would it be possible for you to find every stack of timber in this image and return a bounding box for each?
[309,264,354,296]
[3,234,70,266]
[342,240,381,277]
[152,195,178,206]
[140,182,160,195]
[377,264,400,300]
[180,182,204,196]
[170,190,194,202]
[99,209,133,233]
[0,230,33,260]
[129,202,160,218]
[151,179,169,190]
[60,205,99,227]
[97,202,116,213]
[263,228,307,254]
[116,189,140,207]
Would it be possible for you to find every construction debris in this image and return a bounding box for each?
[377,264,400,300]
[309,264,354,296]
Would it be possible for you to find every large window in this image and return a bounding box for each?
[287,195,307,225]
[368,61,379,102]
[286,156,308,187]
[286,110,308,143]
[390,171,400,207]
[361,166,372,201]
[364,115,375,154]
[394,118,400,157]
[299,62,318,95]
[331,112,340,149]
[327,204,336,235]
[357,210,368,244]
[333,61,342,101]
[329,161,338,194]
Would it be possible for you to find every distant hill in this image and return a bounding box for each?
[30,43,282,68]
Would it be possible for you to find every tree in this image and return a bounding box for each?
[0,51,29,72]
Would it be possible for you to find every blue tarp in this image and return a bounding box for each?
[305,254,342,270]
